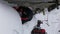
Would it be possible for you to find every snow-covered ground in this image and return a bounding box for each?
[22,7,60,34]
[0,2,37,34]
[35,7,60,34]
[0,3,22,34]
[0,1,60,34]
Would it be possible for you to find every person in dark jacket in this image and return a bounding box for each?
[17,6,33,24]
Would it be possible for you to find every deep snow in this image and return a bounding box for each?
[22,6,60,34]
[0,3,22,34]
[35,7,60,34]
[0,1,60,34]
[0,2,38,34]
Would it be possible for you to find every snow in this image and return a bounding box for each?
[35,7,60,34]
[0,1,60,34]
[0,2,38,34]
[0,3,22,34]
[22,16,37,34]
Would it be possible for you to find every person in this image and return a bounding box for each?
[16,6,34,24]
[14,6,38,34]
[31,20,46,34]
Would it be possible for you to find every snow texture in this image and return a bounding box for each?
[0,2,38,34]
[0,3,22,34]
[1,1,60,34]
[35,7,60,34]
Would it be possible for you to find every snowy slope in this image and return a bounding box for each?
[0,2,38,34]
[0,3,22,34]
[1,1,60,34]
[22,7,60,34]
[35,7,60,34]
[22,15,38,34]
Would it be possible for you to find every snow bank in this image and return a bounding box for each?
[35,7,60,34]
[0,3,22,34]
